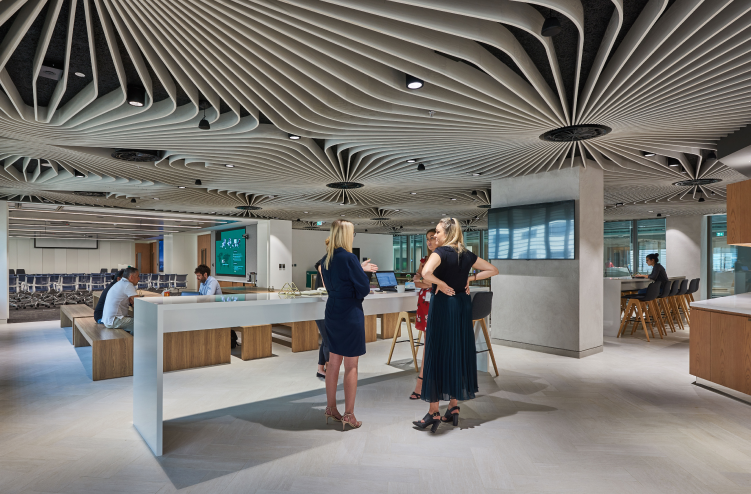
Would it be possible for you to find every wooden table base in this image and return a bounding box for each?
[274,321,320,352]
[163,328,231,372]
[233,325,273,360]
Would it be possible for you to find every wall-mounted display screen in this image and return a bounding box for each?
[488,200,575,260]
[215,228,246,276]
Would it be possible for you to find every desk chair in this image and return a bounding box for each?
[619,281,662,341]
[472,291,499,376]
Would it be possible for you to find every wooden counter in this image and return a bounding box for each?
[690,293,751,399]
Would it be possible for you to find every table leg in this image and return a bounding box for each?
[379,313,401,339]
[364,315,377,343]
[235,325,272,360]
[133,301,163,456]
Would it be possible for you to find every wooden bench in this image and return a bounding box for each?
[73,318,133,381]
[61,305,95,346]
[232,325,272,360]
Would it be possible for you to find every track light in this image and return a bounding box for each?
[131,198,136,203]
[195,179,202,186]
[642,151,656,157]
[417,163,425,171]
[707,151,717,161]
[667,158,681,167]
[74,169,85,178]
[657,213,662,217]
[288,133,301,140]
[698,197,705,202]
[127,85,146,107]
[471,190,478,196]
[198,102,210,130]
[541,10,562,37]
[405,74,424,90]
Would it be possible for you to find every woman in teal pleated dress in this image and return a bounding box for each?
[413,217,498,433]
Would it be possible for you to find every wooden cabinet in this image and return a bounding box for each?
[691,308,751,396]
[726,179,751,246]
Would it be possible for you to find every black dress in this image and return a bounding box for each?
[320,248,371,357]
[421,246,479,403]
[314,255,330,366]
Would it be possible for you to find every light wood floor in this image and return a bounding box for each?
[1,320,751,493]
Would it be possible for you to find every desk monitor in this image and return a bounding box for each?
[375,271,398,291]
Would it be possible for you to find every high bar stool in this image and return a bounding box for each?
[664,279,684,331]
[386,312,422,372]
[619,281,662,341]
[655,280,676,333]
[472,291,499,376]
[682,278,700,323]
[674,279,690,327]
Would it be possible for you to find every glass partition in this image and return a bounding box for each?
[393,236,408,273]
[604,221,632,277]
[709,215,751,298]
[636,218,667,275]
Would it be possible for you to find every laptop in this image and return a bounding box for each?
[375,271,398,292]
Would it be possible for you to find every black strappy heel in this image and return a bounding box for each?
[413,412,441,433]
[409,377,422,400]
[442,406,460,426]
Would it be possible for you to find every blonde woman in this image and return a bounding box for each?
[413,218,499,433]
[409,228,436,400]
[320,220,376,430]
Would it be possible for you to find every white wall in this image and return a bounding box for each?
[171,233,199,290]
[667,215,704,300]
[269,220,293,289]
[291,229,395,288]
[8,238,135,274]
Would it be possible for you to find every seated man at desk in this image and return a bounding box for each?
[102,267,140,333]
[634,253,668,293]
[94,269,123,324]
[195,264,222,295]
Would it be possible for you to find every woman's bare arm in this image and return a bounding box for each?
[422,252,455,296]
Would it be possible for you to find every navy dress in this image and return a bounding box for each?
[421,246,479,403]
[320,247,371,357]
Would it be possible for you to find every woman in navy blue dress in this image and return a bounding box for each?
[320,219,376,430]
[413,217,498,433]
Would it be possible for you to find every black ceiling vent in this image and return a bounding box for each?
[111,149,162,162]
[70,191,107,197]
[673,178,722,187]
[326,182,364,190]
[478,204,492,209]
[540,125,612,142]
[236,205,262,211]
[371,217,390,221]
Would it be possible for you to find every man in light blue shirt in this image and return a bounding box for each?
[195,264,222,295]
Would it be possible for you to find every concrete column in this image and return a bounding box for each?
[666,215,704,300]
[0,201,7,324]
[490,165,604,358]
[162,234,173,274]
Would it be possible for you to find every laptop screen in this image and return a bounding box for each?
[375,271,398,288]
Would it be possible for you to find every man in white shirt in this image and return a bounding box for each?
[102,267,140,333]
[195,264,222,295]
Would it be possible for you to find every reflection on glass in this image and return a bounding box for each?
[636,218,666,275]
[709,215,751,298]
[488,201,575,259]
[604,221,632,277]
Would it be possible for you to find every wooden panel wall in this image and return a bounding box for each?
[197,234,211,267]
[135,243,153,273]
[710,312,751,394]
[726,179,751,246]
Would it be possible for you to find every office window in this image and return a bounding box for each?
[708,215,751,298]
[410,235,425,273]
[636,218,666,275]
[393,236,408,273]
[604,221,632,277]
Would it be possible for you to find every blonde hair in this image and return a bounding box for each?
[437,217,466,255]
[325,219,354,269]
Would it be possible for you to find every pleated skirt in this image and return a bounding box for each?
[421,292,478,403]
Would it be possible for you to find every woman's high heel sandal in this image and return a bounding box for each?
[341,412,362,430]
[325,406,341,424]
[409,376,423,400]
[442,406,460,426]
[413,412,441,433]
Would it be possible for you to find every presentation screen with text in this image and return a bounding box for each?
[215,228,246,276]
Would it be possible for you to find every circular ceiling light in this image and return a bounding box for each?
[405,74,424,89]
[127,85,145,107]
[74,72,86,78]
[288,133,301,140]
[111,149,161,162]
[540,125,611,142]
[541,15,562,37]
[672,178,722,187]
[326,182,364,190]
[236,205,261,210]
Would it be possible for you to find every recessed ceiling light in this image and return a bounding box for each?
[410,192,417,195]
[127,85,145,107]
[405,74,424,89]
[341,214,345,216]
[648,210,653,212]
[451,198,456,201]
[153,198,159,200]
[643,151,656,157]
[178,186,185,189]
[472,172,482,176]
[669,163,681,167]
[288,133,301,140]
[74,72,85,78]
[395,209,400,212]
[225,164,234,168]
[616,203,624,206]
[304,211,308,213]
[407,159,416,163]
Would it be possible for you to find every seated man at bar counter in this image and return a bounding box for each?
[195,264,222,295]
[634,253,668,293]
[94,269,123,323]
[102,267,140,333]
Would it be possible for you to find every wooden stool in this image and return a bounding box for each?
[386,311,421,372]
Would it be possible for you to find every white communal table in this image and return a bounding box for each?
[133,291,419,456]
